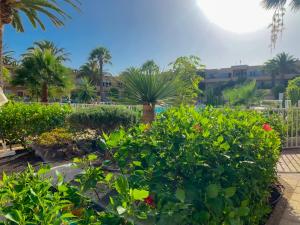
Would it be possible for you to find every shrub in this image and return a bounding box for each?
[287,76,300,106]
[0,165,128,225]
[36,128,73,147]
[106,106,281,225]
[0,102,72,146]
[68,105,140,132]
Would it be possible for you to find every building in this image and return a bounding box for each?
[204,64,299,90]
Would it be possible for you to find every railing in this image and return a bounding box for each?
[259,107,300,149]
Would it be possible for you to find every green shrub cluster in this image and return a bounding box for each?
[107,106,281,225]
[0,102,72,146]
[68,105,140,132]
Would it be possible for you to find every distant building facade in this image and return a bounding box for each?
[204,64,298,90]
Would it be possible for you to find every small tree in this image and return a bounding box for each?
[121,67,179,123]
[287,77,300,106]
[76,77,97,103]
[12,49,71,102]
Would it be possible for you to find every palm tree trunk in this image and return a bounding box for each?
[41,82,49,103]
[0,21,3,88]
[99,61,104,102]
[142,104,155,124]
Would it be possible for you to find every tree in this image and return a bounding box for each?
[169,55,204,104]
[264,52,299,85]
[24,40,70,62]
[287,76,300,106]
[223,79,267,106]
[79,60,99,85]
[12,48,71,102]
[0,0,80,88]
[76,77,97,103]
[121,67,180,123]
[88,47,112,102]
[141,60,160,75]
[262,0,300,48]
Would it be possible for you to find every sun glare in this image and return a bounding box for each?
[196,0,273,33]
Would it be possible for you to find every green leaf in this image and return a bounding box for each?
[224,187,236,198]
[117,206,126,215]
[238,207,250,216]
[206,184,219,199]
[61,213,77,218]
[88,154,98,161]
[175,188,185,202]
[220,142,230,151]
[132,161,142,167]
[105,173,114,183]
[58,184,68,192]
[132,189,149,200]
[37,166,50,175]
[217,136,224,143]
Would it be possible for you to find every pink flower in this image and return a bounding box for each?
[263,124,272,132]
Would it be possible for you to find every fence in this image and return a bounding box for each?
[261,107,300,149]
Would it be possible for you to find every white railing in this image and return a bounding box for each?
[259,107,300,149]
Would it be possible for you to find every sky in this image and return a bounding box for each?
[4,0,300,74]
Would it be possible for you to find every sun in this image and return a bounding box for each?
[196,0,273,33]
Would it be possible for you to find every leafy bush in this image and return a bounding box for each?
[287,76,300,106]
[0,102,72,146]
[106,106,281,225]
[68,105,140,132]
[0,165,128,225]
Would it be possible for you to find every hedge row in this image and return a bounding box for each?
[0,102,72,146]
[68,105,140,132]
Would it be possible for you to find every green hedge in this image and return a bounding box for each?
[0,102,72,146]
[107,106,281,225]
[68,106,140,132]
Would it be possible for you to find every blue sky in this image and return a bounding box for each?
[4,0,300,74]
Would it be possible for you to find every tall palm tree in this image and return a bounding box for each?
[0,0,80,87]
[263,0,300,10]
[266,52,299,83]
[88,47,112,102]
[121,67,180,123]
[12,48,70,102]
[24,40,70,62]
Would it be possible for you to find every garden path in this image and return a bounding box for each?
[276,149,300,225]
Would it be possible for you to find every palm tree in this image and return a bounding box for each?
[88,47,112,102]
[121,67,179,123]
[265,52,299,84]
[263,0,300,48]
[263,0,300,10]
[76,77,97,103]
[141,60,160,75]
[0,0,80,87]
[24,40,70,62]
[79,60,99,85]
[12,48,70,102]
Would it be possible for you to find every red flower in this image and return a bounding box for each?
[193,124,202,133]
[263,123,272,132]
[144,196,155,207]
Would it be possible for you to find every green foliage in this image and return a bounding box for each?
[0,102,71,146]
[68,106,140,132]
[36,128,73,147]
[76,77,97,103]
[107,106,281,225]
[12,48,73,102]
[223,79,267,106]
[287,76,300,105]
[169,55,204,104]
[120,67,180,105]
[0,164,125,225]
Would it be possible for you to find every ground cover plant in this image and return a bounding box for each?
[0,102,72,147]
[106,106,281,225]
